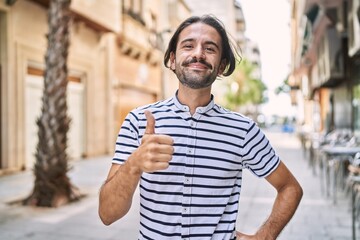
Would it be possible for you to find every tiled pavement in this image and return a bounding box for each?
[0,129,356,239]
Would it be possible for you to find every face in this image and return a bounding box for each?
[170,23,225,89]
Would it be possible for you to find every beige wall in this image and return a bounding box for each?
[0,0,112,172]
[71,0,121,33]
[0,0,187,173]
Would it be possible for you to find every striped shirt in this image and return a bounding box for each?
[112,94,280,240]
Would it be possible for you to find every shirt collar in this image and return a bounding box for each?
[173,90,215,114]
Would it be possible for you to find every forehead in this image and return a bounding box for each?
[177,22,222,46]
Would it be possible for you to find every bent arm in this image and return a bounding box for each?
[98,158,142,225]
[255,161,303,239]
[98,129,174,225]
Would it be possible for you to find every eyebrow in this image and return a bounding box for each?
[179,38,220,50]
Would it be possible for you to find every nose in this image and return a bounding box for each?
[192,46,205,60]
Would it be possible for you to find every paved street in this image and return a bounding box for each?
[0,129,355,239]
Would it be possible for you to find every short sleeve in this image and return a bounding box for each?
[241,122,280,177]
[112,112,140,165]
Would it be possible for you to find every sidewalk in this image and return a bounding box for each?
[237,129,353,240]
[0,156,140,240]
[0,129,355,239]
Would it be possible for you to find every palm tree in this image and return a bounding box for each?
[23,0,80,207]
[224,59,267,111]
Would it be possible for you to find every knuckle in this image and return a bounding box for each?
[143,161,153,172]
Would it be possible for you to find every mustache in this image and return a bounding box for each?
[182,58,212,70]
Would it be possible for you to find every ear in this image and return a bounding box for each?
[218,59,226,76]
[169,52,176,70]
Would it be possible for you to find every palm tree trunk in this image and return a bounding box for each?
[23,0,80,207]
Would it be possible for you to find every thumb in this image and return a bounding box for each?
[144,110,156,134]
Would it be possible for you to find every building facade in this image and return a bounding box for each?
[0,0,257,174]
[289,0,360,135]
[0,0,190,173]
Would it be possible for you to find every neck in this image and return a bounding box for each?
[177,85,212,115]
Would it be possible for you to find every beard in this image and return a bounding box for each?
[174,58,220,89]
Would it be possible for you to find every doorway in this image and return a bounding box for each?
[25,68,85,169]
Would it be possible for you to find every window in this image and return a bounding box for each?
[122,0,144,25]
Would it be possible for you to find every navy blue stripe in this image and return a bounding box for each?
[252,153,278,172]
[170,156,241,172]
[120,125,131,131]
[252,157,280,177]
[112,158,124,163]
[245,143,272,166]
[137,132,243,146]
[129,111,139,121]
[169,133,242,147]
[115,142,137,148]
[242,132,265,156]
[124,118,138,135]
[117,134,137,140]
[153,116,247,132]
[140,185,183,196]
[182,219,236,228]
[140,222,181,237]
[140,124,244,140]
[187,183,241,189]
[141,202,181,216]
[141,192,238,208]
[139,231,155,240]
[174,143,242,157]
[196,119,247,131]
[140,212,181,227]
[141,184,239,198]
[140,193,182,206]
[182,229,234,238]
[156,116,183,121]
[141,176,184,186]
[115,150,132,155]
[172,152,241,166]
[181,209,237,217]
[150,171,242,180]
[183,200,239,208]
[242,123,258,148]
[205,108,250,123]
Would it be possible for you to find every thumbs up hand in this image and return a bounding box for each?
[144,110,156,135]
[128,110,174,174]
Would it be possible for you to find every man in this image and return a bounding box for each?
[99,15,303,240]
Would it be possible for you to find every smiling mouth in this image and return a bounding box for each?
[187,63,209,70]
[182,59,212,70]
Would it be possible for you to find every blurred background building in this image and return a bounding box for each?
[289,0,360,136]
[0,0,264,174]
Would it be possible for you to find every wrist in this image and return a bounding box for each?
[126,154,143,175]
[255,229,275,240]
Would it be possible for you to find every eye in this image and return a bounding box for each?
[205,47,215,52]
[183,44,193,49]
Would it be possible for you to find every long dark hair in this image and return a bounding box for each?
[163,15,241,77]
